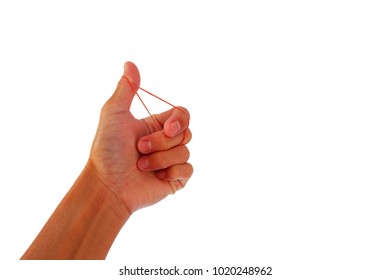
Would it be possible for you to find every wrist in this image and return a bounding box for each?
[83,159,132,221]
[21,160,132,259]
[63,160,132,259]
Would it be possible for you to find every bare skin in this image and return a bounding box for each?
[21,62,193,260]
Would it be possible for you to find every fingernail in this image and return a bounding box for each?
[178,178,188,187]
[156,170,167,180]
[139,140,151,153]
[170,121,181,136]
[138,157,149,171]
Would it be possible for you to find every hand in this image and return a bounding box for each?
[89,62,193,214]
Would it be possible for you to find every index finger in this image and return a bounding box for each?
[142,106,190,137]
[163,106,190,138]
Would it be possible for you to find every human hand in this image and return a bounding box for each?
[88,62,193,215]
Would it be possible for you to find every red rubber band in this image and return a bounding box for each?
[137,87,189,144]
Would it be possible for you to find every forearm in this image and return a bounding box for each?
[21,161,130,260]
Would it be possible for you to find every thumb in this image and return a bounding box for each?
[106,61,141,112]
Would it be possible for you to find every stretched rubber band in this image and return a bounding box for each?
[136,87,189,144]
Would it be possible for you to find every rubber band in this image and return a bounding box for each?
[136,87,189,144]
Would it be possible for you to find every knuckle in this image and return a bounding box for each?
[184,129,192,144]
[187,163,194,176]
[154,152,167,168]
[141,119,153,135]
[175,106,190,120]
[159,134,171,150]
[100,101,111,115]
[181,146,190,161]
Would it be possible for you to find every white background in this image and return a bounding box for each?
[1,0,389,279]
